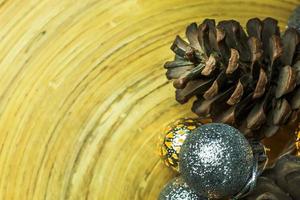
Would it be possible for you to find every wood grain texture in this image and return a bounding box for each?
[0,0,299,199]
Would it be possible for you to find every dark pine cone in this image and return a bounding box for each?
[164,18,300,139]
[243,155,300,200]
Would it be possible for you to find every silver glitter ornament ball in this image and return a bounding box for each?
[179,123,254,199]
[158,177,207,200]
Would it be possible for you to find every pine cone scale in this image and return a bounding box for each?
[261,18,280,57]
[247,99,266,130]
[276,66,297,98]
[227,79,244,105]
[176,79,213,104]
[248,37,263,63]
[186,23,202,51]
[246,18,263,40]
[269,35,283,63]
[281,28,300,66]
[273,98,292,125]
[253,68,267,99]
[290,87,300,109]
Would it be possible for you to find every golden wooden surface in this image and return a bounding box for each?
[0,0,299,199]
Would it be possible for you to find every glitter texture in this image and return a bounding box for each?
[158,177,207,200]
[179,123,254,199]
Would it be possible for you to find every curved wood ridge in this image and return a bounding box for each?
[0,0,298,199]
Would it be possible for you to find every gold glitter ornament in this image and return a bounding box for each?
[160,118,202,172]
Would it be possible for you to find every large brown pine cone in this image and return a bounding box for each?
[243,155,300,200]
[164,18,300,139]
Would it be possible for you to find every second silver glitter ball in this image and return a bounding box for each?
[159,177,207,200]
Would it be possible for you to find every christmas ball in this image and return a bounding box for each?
[179,123,254,199]
[160,118,202,172]
[158,177,207,200]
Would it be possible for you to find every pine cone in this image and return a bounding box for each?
[244,155,300,200]
[164,18,300,138]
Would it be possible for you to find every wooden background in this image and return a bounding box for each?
[0,0,299,199]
